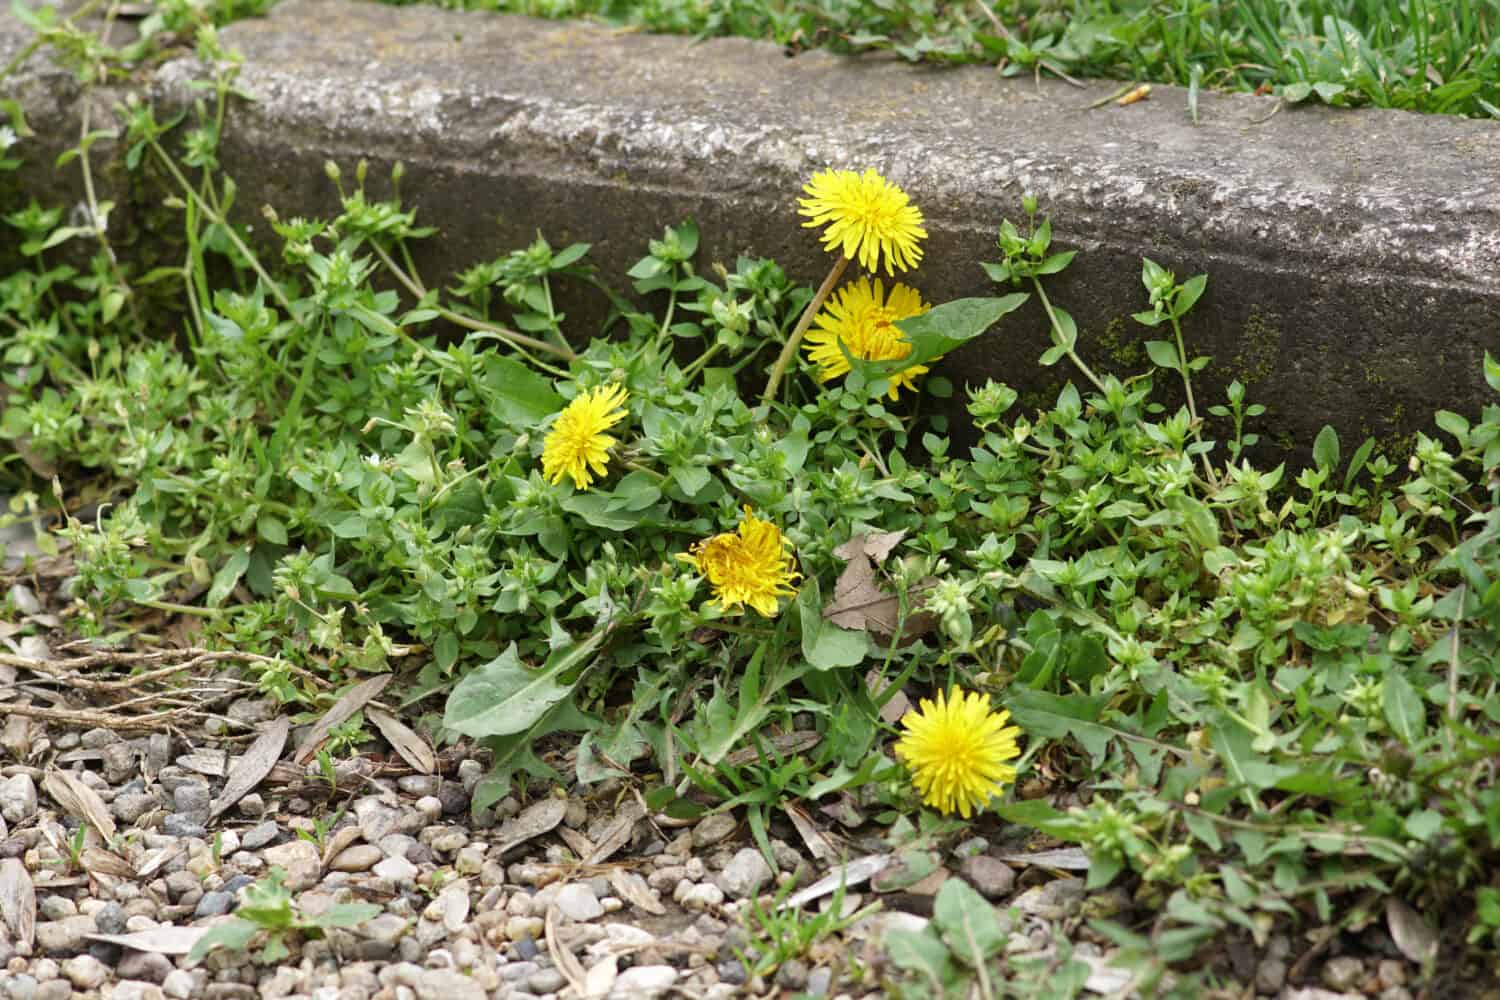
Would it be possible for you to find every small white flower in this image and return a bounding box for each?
[0,126,17,152]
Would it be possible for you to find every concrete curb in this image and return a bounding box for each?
[4,0,1499,453]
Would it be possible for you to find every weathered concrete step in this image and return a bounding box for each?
[4,0,1498,453]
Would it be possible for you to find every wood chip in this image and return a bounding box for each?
[42,768,117,843]
[495,798,568,856]
[0,858,36,950]
[294,675,392,766]
[84,926,209,955]
[367,706,435,775]
[210,716,289,818]
[606,869,665,916]
[545,905,589,993]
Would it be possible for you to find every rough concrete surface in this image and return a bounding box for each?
[4,0,1499,453]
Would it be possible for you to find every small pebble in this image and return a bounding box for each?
[1323,956,1365,992]
[60,955,107,990]
[194,891,235,918]
[240,820,279,850]
[0,775,38,823]
[160,970,196,1000]
[374,854,420,883]
[554,883,603,922]
[330,844,383,872]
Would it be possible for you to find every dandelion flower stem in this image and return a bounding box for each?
[762,256,849,405]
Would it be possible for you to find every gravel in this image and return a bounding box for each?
[0,597,1439,1000]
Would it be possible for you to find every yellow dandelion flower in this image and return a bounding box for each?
[894,687,1022,819]
[798,167,927,276]
[804,277,934,400]
[540,383,629,490]
[682,506,800,617]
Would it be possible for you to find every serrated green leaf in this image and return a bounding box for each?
[312,902,382,929]
[1006,689,1113,764]
[797,580,867,670]
[207,547,249,608]
[886,927,955,986]
[932,878,1006,967]
[444,635,602,738]
[187,918,260,962]
[482,355,565,427]
[1382,670,1425,745]
[851,295,1026,379]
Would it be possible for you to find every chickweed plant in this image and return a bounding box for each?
[8,13,1500,994]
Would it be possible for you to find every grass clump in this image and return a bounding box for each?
[10,21,1500,997]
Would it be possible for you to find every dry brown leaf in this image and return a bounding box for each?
[43,769,116,843]
[586,798,644,865]
[584,954,619,996]
[1386,897,1438,965]
[367,706,436,775]
[178,750,228,777]
[293,674,392,766]
[0,858,35,950]
[606,869,665,916]
[84,926,208,955]
[783,802,835,863]
[722,730,819,767]
[555,825,595,860]
[825,532,937,641]
[545,905,589,993]
[80,848,135,879]
[320,826,363,867]
[211,716,290,818]
[995,846,1092,871]
[781,854,892,911]
[866,668,910,725]
[495,797,568,856]
[135,844,182,879]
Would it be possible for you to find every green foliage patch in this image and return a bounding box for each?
[7,16,1500,995]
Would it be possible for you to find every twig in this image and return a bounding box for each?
[1248,98,1283,126]
[0,702,180,732]
[1079,83,1139,110]
[1447,586,1465,724]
